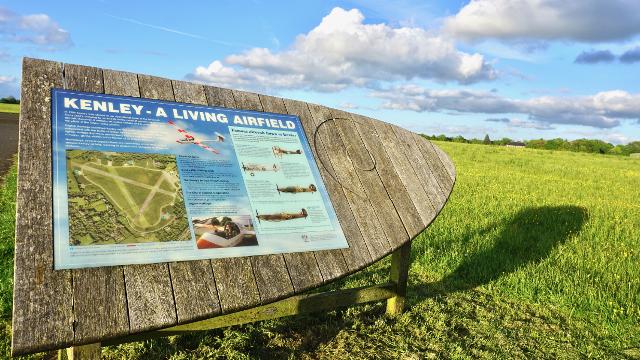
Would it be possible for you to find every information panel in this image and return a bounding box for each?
[51,89,348,269]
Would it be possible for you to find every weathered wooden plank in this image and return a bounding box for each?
[282,252,323,292]
[172,80,207,104]
[168,80,222,323]
[12,57,74,355]
[64,64,130,344]
[370,121,437,226]
[231,90,295,303]
[304,104,379,269]
[103,69,140,97]
[392,126,447,207]
[168,260,221,323]
[211,257,261,313]
[137,74,174,101]
[348,113,425,240]
[63,64,102,92]
[432,143,456,180]
[282,99,350,280]
[256,94,324,291]
[302,110,394,259]
[122,74,177,332]
[232,89,263,110]
[203,85,235,108]
[413,134,454,194]
[203,85,261,312]
[315,108,406,248]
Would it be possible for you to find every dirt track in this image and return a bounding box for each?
[0,112,18,177]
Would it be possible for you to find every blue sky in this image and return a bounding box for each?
[1,0,639,143]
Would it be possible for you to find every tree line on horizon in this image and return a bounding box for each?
[0,96,19,104]
[423,134,640,156]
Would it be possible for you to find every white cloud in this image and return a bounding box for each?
[445,0,640,43]
[188,7,496,92]
[373,85,640,128]
[0,6,71,49]
[486,117,555,130]
[0,75,14,84]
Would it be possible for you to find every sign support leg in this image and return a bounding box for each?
[386,242,412,316]
[59,343,101,360]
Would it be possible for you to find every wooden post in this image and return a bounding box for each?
[386,242,412,316]
[61,343,101,360]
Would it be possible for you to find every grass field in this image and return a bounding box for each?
[0,103,19,114]
[1,142,639,359]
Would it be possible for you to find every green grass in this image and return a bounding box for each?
[1,143,639,359]
[0,103,19,114]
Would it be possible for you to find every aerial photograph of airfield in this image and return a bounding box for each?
[66,150,190,245]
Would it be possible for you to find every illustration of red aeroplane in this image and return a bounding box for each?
[168,120,224,154]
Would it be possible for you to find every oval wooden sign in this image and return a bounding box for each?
[12,58,455,355]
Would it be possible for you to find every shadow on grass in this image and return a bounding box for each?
[422,205,589,296]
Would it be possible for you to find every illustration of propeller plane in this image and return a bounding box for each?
[256,208,308,222]
[168,120,224,154]
[241,162,280,176]
[272,146,302,158]
[276,184,317,194]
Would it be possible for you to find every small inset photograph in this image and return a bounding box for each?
[272,145,302,158]
[66,149,190,245]
[192,215,258,249]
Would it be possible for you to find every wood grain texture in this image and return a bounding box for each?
[304,105,390,267]
[203,85,261,312]
[392,126,447,207]
[103,69,140,97]
[370,121,437,226]
[282,252,323,292]
[121,74,177,332]
[412,133,454,194]
[433,144,456,180]
[203,85,235,108]
[211,257,260,313]
[12,58,74,356]
[64,64,130,344]
[283,99,350,280]
[168,80,222,323]
[232,90,295,303]
[348,114,425,240]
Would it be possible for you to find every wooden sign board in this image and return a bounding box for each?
[12,58,455,355]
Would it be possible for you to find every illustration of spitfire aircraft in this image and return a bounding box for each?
[241,162,280,176]
[272,146,302,158]
[256,208,308,223]
[276,184,317,194]
[168,120,224,154]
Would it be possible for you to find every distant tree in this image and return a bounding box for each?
[497,137,512,146]
[452,135,467,143]
[0,96,19,104]
[525,139,546,149]
[483,134,491,144]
